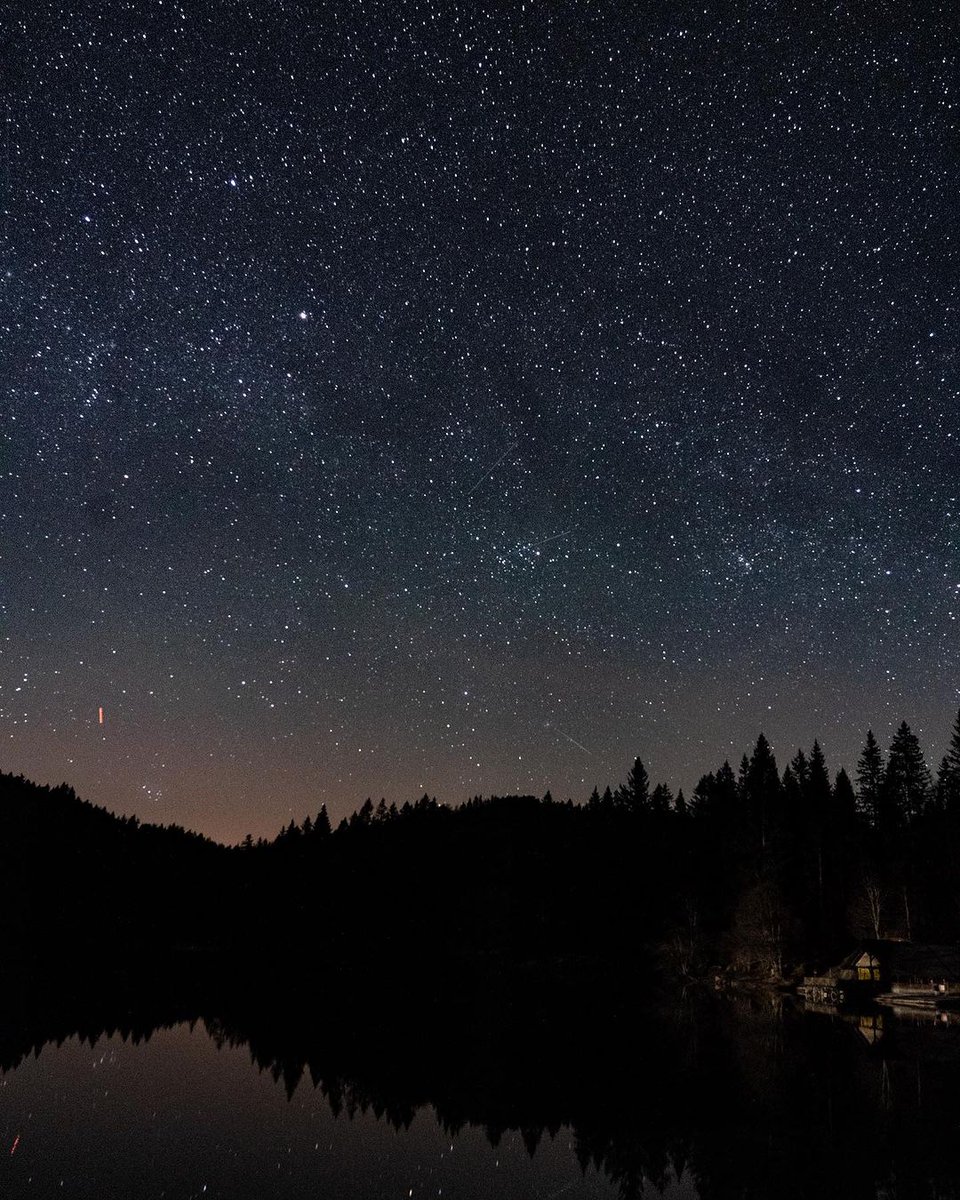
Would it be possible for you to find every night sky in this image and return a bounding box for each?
[5,2,958,842]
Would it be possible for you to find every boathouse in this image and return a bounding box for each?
[802,940,960,1003]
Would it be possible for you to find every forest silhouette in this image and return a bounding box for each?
[3,709,960,983]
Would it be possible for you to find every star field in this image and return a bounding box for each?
[4,2,959,840]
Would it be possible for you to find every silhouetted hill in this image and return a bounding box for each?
[0,771,228,963]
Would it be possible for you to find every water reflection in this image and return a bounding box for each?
[0,1022,624,1200]
[3,968,960,1199]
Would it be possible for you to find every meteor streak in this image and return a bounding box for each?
[557,730,593,755]
[545,721,593,755]
[464,443,518,497]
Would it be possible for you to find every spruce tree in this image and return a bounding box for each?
[855,730,884,825]
[833,768,857,824]
[881,721,932,828]
[940,709,960,814]
[650,782,673,817]
[744,734,782,853]
[808,740,830,801]
[789,748,809,789]
[622,757,650,814]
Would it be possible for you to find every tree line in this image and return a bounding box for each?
[242,708,960,979]
[3,708,960,979]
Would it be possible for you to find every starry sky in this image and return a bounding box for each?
[4,1,958,842]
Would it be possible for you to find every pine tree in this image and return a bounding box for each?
[881,721,932,829]
[789,748,809,789]
[737,754,750,798]
[743,734,782,852]
[621,757,650,814]
[855,730,885,825]
[650,783,673,817]
[808,740,830,802]
[716,760,738,809]
[314,805,332,838]
[833,768,857,824]
[781,764,802,812]
[940,709,960,815]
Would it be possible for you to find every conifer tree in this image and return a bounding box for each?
[743,734,781,852]
[833,768,857,824]
[715,760,738,809]
[621,757,650,813]
[781,765,803,835]
[855,730,884,825]
[650,783,673,817]
[789,748,809,789]
[691,773,715,817]
[940,709,960,815]
[808,741,830,804]
[881,721,932,829]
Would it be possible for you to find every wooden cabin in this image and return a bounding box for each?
[802,941,960,1004]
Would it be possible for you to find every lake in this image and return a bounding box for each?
[2,974,959,1199]
[0,1018,655,1199]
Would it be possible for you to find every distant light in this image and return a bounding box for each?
[98,706,104,726]
[298,310,309,321]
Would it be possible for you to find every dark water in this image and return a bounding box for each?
[0,1022,633,1199]
[2,971,960,1199]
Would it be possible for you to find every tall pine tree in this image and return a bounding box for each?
[880,721,932,830]
[940,709,960,815]
[855,730,884,825]
[619,757,650,814]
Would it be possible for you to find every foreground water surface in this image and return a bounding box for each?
[2,973,960,1199]
[0,1019,643,1199]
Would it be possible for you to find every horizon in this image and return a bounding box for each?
[6,708,956,845]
